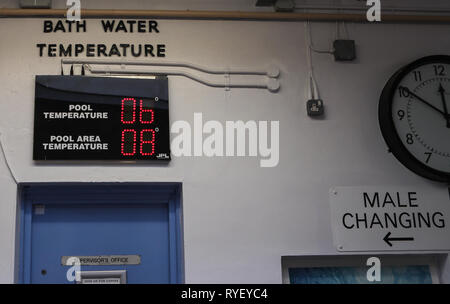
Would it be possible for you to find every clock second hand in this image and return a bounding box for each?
[399,86,446,117]
[438,83,450,128]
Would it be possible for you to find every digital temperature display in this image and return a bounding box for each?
[33,75,170,161]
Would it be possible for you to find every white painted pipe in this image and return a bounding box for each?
[61,59,280,78]
[82,64,281,93]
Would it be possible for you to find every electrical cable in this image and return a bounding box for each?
[309,47,334,54]
[304,21,313,100]
[335,20,350,41]
[307,20,334,55]
[304,21,321,100]
[0,132,18,184]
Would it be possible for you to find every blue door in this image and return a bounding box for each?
[19,184,183,284]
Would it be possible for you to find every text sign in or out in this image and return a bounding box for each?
[330,186,450,252]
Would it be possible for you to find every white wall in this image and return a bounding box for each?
[1,13,449,283]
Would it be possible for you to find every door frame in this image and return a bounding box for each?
[16,182,184,284]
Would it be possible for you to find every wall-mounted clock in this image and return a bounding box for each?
[379,55,450,183]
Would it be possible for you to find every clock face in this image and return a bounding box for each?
[379,55,450,182]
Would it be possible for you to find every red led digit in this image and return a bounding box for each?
[121,98,136,124]
[140,129,155,156]
[121,129,137,156]
[140,100,154,124]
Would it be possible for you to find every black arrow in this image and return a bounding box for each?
[383,232,414,247]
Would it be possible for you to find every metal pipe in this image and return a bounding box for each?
[83,65,280,92]
[2,8,450,23]
[294,4,450,15]
[62,59,279,77]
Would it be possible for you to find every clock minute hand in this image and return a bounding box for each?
[438,84,450,128]
[400,86,445,116]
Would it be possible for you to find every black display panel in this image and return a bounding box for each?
[33,76,170,161]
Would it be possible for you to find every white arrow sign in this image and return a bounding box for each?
[329,186,450,252]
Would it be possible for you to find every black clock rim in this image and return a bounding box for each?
[378,55,450,183]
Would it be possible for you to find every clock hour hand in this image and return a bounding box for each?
[438,84,450,128]
[399,86,446,116]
